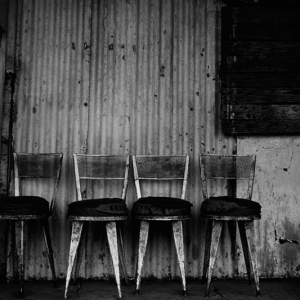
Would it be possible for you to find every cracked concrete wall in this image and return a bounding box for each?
[238,137,300,277]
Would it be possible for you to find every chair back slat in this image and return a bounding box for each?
[134,156,187,179]
[73,154,130,201]
[200,154,256,200]
[15,153,62,178]
[133,155,189,200]
[13,153,63,213]
[75,155,127,179]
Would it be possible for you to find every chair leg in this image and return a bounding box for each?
[172,220,188,296]
[41,218,57,286]
[135,220,150,295]
[73,222,89,283]
[202,219,213,283]
[117,224,129,286]
[106,221,122,299]
[205,220,223,297]
[15,220,27,298]
[5,220,14,282]
[244,221,261,297]
[228,220,237,260]
[64,221,84,299]
[238,221,252,284]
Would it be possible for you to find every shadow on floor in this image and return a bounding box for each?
[0,278,299,300]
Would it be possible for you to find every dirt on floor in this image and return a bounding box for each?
[0,278,299,300]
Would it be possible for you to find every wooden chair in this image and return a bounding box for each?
[0,152,63,297]
[199,154,261,297]
[64,154,130,299]
[132,155,192,296]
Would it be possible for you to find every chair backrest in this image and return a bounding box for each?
[13,152,63,213]
[73,154,130,201]
[132,155,189,200]
[199,154,256,200]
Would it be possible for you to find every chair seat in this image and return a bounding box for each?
[200,196,261,218]
[132,197,193,217]
[0,196,49,215]
[67,198,129,217]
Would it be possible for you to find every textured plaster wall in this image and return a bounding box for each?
[238,137,300,277]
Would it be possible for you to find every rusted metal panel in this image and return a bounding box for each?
[0,0,18,197]
[8,0,237,281]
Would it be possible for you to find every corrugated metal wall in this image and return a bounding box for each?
[10,0,247,280]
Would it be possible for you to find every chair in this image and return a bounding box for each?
[199,154,261,297]
[64,154,130,299]
[0,152,63,297]
[132,155,192,296]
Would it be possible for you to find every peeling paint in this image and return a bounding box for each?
[239,138,300,278]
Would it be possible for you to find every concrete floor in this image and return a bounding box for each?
[0,278,299,300]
